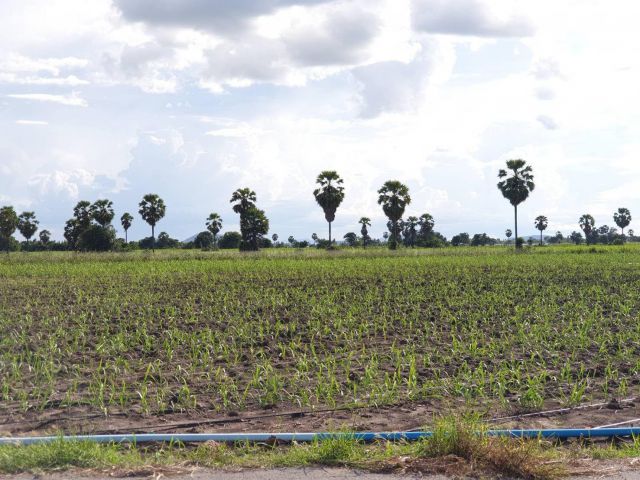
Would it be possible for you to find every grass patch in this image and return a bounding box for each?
[0,439,139,473]
[0,421,565,479]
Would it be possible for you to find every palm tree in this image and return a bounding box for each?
[230,188,258,250]
[0,206,19,253]
[230,188,256,215]
[579,214,595,244]
[138,194,166,251]
[272,233,279,243]
[358,217,371,249]
[505,229,512,245]
[313,171,345,247]
[311,232,318,245]
[613,208,632,237]
[206,213,223,247]
[377,180,411,250]
[120,213,133,243]
[90,199,114,227]
[534,215,548,246]
[404,216,419,248]
[17,211,39,244]
[418,213,434,243]
[39,230,51,244]
[497,159,535,249]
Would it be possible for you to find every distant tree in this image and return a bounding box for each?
[230,188,256,215]
[17,211,39,243]
[73,201,92,231]
[138,194,166,252]
[240,206,269,251]
[629,229,635,241]
[418,213,434,242]
[288,235,296,246]
[311,232,318,245]
[64,218,80,249]
[505,229,512,244]
[231,187,258,249]
[403,216,419,248]
[78,224,115,251]
[155,232,179,249]
[358,217,371,249]
[90,199,114,227]
[120,213,133,243]
[570,231,583,245]
[497,159,535,249]
[219,231,242,249]
[39,229,51,244]
[313,171,345,247]
[534,215,548,246]
[613,208,632,237]
[547,231,564,244]
[382,231,389,242]
[579,214,596,245]
[272,233,279,243]
[451,232,470,246]
[194,231,214,249]
[343,232,358,247]
[0,206,19,253]
[206,212,223,247]
[378,180,411,250]
[471,233,497,247]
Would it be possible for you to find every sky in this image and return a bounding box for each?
[1,0,639,242]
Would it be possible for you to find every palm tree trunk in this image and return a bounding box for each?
[125,230,128,243]
[540,230,543,246]
[391,220,397,250]
[514,205,518,250]
[328,221,332,246]
[152,225,155,252]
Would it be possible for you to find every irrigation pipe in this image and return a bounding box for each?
[3,428,640,446]
[593,418,640,429]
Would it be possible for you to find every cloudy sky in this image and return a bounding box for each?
[1,0,639,241]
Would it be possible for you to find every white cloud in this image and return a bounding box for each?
[6,92,88,107]
[412,0,535,37]
[28,169,95,198]
[536,115,557,130]
[15,120,48,125]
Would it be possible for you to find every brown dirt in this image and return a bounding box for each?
[3,396,640,437]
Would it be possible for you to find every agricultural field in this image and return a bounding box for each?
[1,245,640,437]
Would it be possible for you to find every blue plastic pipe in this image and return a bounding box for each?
[2,428,640,446]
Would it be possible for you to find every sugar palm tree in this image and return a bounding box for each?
[579,214,595,244]
[613,208,632,237]
[230,188,256,215]
[497,159,535,249]
[120,213,133,243]
[313,171,345,247]
[206,213,223,247]
[358,217,371,249]
[90,199,114,227]
[377,180,411,250]
[534,215,548,246]
[138,194,166,251]
[505,229,512,245]
[17,211,39,244]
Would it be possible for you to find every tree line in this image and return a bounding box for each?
[0,160,634,252]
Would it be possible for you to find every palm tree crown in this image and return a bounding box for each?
[497,159,535,207]
[230,188,257,215]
